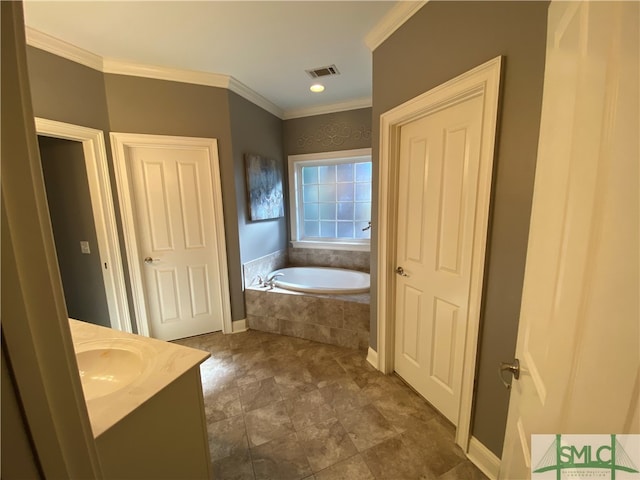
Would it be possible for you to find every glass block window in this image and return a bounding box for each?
[289,149,372,249]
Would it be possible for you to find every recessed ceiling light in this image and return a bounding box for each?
[310,84,325,93]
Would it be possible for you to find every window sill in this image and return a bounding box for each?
[290,240,370,252]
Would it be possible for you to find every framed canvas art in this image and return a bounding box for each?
[245,153,284,221]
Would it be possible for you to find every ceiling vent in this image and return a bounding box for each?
[306,64,340,79]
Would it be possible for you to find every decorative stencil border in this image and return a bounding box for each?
[297,122,372,148]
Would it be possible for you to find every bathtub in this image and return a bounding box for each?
[270,267,370,294]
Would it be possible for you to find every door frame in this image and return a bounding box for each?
[35,117,132,333]
[110,132,232,337]
[376,56,502,450]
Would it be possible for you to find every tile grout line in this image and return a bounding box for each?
[192,329,485,480]
[241,408,258,480]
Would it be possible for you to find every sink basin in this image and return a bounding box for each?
[75,339,152,401]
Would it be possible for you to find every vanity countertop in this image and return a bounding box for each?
[69,319,210,438]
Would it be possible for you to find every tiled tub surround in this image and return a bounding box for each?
[245,287,369,351]
[243,249,289,289]
[242,248,370,291]
[288,247,370,273]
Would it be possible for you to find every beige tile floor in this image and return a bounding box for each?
[175,330,488,480]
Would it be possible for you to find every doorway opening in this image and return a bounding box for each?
[39,136,110,327]
[35,118,131,332]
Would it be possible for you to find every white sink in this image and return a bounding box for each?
[75,339,152,401]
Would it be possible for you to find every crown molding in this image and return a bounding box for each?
[282,97,372,120]
[25,26,103,71]
[25,27,283,118]
[25,27,368,120]
[25,27,282,117]
[365,1,428,51]
[227,77,284,119]
[102,58,230,89]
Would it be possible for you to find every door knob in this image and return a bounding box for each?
[395,266,409,277]
[143,257,159,265]
[499,358,520,389]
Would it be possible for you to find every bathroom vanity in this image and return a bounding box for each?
[69,319,211,479]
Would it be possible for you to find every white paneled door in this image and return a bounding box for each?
[394,95,483,425]
[499,2,639,478]
[112,134,230,341]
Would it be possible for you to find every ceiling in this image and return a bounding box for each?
[23,1,403,119]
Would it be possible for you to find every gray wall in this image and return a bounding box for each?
[1,13,44,475]
[25,46,374,326]
[25,47,139,331]
[27,47,110,131]
[284,108,372,156]
[102,74,246,321]
[3,2,101,474]
[22,2,547,455]
[25,46,266,323]
[283,108,373,245]
[38,136,111,327]
[2,343,42,478]
[229,92,287,265]
[372,1,548,456]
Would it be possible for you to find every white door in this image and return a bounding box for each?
[394,94,483,425]
[500,2,638,478]
[113,135,230,341]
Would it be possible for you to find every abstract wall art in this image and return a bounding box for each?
[245,153,284,221]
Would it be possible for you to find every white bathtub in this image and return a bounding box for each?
[271,267,370,294]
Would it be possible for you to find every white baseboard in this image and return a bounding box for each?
[366,347,379,370]
[467,436,501,480]
[231,319,247,333]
